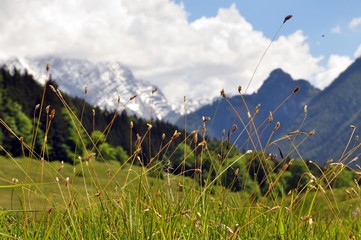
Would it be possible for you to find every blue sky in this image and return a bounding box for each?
[0,0,360,103]
[177,0,361,60]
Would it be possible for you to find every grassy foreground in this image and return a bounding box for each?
[1,15,361,240]
[1,155,361,239]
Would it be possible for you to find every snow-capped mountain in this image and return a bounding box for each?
[1,57,208,123]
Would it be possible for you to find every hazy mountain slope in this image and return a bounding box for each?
[292,57,361,164]
[177,69,320,152]
[180,57,361,165]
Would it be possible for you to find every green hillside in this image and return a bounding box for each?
[0,67,181,164]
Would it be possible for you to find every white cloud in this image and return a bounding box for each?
[349,17,361,30]
[0,1,354,103]
[355,44,361,58]
[313,55,352,89]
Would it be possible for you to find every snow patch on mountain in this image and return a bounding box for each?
[1,57,210,123]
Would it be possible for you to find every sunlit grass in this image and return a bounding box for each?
[1,154,361,239]
[2,14,361,239]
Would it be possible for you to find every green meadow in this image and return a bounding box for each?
[1,15,361,240]
[1,152,361,239]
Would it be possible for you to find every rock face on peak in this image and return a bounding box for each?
[1,57,185,123]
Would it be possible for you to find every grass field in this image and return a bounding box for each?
[1,155,361,239]
[2,72,361,240]
[1,14,361,239]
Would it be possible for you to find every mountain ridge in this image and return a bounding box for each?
[1,56,207,123]
[176,68,320,144]
[0,65,184,163]
[179,57,361,164]
[289,57,361,164]
[3,55,361,164]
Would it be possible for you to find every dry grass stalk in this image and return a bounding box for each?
[231,124,238,134]
[202,116,211,122]
[198,140,207,147]
[268,111,273,123]
[193,130,198,144]
[34,104,40,111]
[292,86,300,94]
[274,122,280,131]
[135,133,142,147]
[65,177,70,186]
[171,130,181,140]
[202,123,207,136]
[46,63,50,72]
[220,89,226,98]
[283,15,293,23]
[49,109,56,120]
[57,89,63,99]
[254,104,261,116]
[45,105,50,114]
[289,130,300,136]
[308,129,316,136]
[49,84,57,93]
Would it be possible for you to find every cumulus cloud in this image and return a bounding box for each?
[349,17,361,30]
[0,0,354,103]
[355,44,361,58]
[313,55,353,89]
